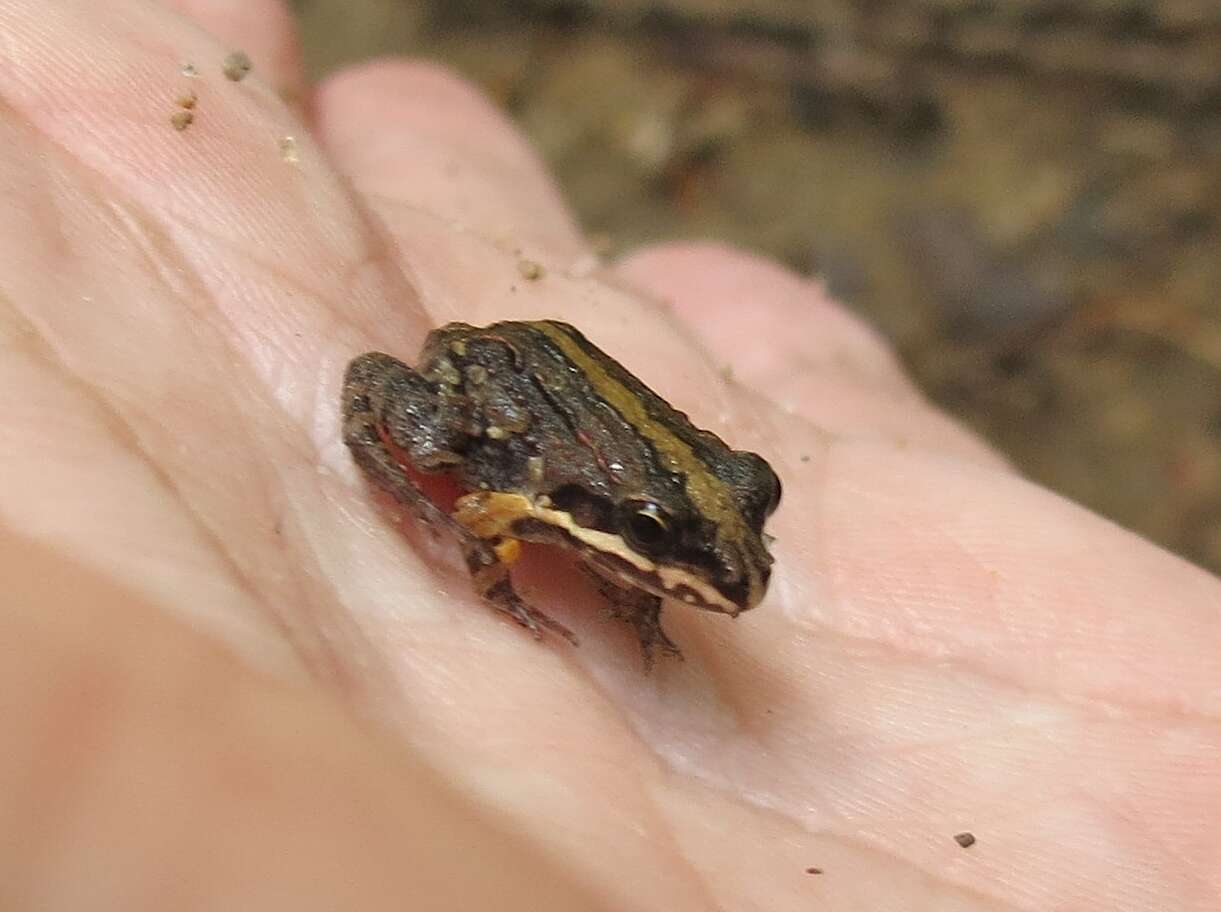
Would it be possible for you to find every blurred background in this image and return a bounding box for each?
[291,0,1221,576]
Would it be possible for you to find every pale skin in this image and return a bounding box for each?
[1,1,1218,909]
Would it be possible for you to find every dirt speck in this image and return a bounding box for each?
[954,831,976,848]
[517,258,544,281]
[170,110,194,131]
[279,135,300,163]
[223,49,253,82]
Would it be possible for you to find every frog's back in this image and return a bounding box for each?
[510,320,732,452]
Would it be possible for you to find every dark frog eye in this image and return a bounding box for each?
[619,500,676,556]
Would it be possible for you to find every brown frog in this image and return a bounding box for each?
[341,320,781,668]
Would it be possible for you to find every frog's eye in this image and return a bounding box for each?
[619,500,676,556]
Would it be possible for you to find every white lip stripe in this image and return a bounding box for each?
[528,501,741,614]
[456,490,743,614]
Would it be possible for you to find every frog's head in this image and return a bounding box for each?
[537,449,782,616]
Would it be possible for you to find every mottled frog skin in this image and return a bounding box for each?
[342,320,781,669]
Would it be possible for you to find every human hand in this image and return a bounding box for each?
[2,1,1218,909]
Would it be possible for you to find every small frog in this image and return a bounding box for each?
[342,320,780,668]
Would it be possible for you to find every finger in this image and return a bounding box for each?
[159,0,306,104]
[313,60,589,263]
[617,242,1005,465]
[620,242,911,392]
[0,529,608,911]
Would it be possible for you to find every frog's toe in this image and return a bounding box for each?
[537,611,579,647]
[484,576,578,646]
[638,625,684,673]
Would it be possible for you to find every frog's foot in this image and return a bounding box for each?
[584,569,683,672]
[626,599,684,673]
[464,542,578,646]
[485,576,579,646]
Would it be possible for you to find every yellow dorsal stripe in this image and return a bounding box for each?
[530,322,756,582]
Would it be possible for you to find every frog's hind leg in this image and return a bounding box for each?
[342,354,464,535]
[343,354,575,648]
[343,353,471,474]
[346,409,576,647]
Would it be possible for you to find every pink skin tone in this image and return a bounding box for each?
[1,1,1218,909]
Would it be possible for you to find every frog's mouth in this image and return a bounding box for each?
[452,490,747,616]
[578,551,745,617]
[566,535,746,617]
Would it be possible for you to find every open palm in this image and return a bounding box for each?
[3,2,1218,909]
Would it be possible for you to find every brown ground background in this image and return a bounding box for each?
[292,0,1221,576]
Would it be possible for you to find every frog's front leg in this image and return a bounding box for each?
[450,491,578,645]
[466,548,578,645]
[582,566,683,671]
[343,353,576,646]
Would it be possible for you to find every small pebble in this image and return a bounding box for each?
[517,258,544,281]
[222,49,252,82]
[954,832,976,848]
